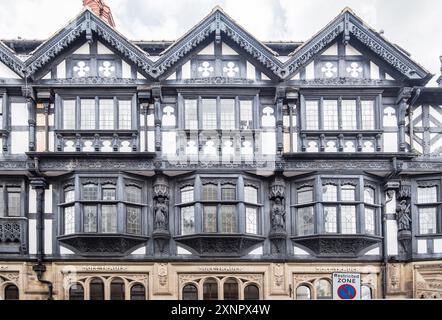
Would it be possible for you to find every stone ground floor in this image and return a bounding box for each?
[0,261,441,300]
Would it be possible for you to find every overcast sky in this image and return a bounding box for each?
[0,0,441,85]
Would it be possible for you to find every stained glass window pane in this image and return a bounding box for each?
[221,185,236,200]
[7,188,21,217]
[296,286,311,300]
[365,207,375,235]
[341,205,357,234]
[83,205,97,233]
[220,99,235,130]
[324,206,337,233]
[203,206,217,233]
[184,100,198,130]
[297,206,314,236]
[65,189,75,203]
[181,186,194,203]
[221,205,237,233]
[202,99,217,130]
[419,208,437,234]
[82,184,98,200]
[102,185,116,200]
[244,186,258,203]
[181,206,195,235]
[203,184,217,201]
[323,100,338,130]
[341,100,357,130]
[80,99,96,130]
[246,207,258,234]
[364,187,375,204]
[322,184,337,201]
[417,186,438,204]
[118,100,132,130]
[316,280,332,300]
[63,100,76,130]
[102,205,117,233]
[297,187,313,204]
[126,186,142,203]
[99,99,114,130]
[127,206,142,235]
[64,206,75,235]
[341,184,355,201]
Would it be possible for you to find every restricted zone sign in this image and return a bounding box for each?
[332,273,361,300]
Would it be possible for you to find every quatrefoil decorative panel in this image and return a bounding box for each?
[73,61,90,78]
[99,60,116,78]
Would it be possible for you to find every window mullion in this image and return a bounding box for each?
[114,97,118,130]
[319,97,324,130]
[337,97,342,130]
[76,96,81,130]
[95,96,99,130]
[356,96,362,130]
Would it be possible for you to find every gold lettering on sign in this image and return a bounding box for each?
[198,266,243,272]
[80,266,128,272]
[315,267,361,273]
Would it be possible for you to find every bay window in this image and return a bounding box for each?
[293,177,380,236]
[60,176,145,236]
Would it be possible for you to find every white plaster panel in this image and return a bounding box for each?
[294,246,310,255]
[130,247,146,255]
[246,61,255,80]
[10,132,28,154]
[386,192,396,214]
[291,73,300,80]
[139,131,146,152]
[322,43,338,55]
[57,60,66,79]
[45,185,53,213]
[248,246,263,255]
[182,61,191,79]
[364,247,380,255]
[370,62,380,80]
[346,44,362,55]
[0,61,21,79]
[97,41,113,54]
[387,220,398,256]
[305,62,315,79]
[122,61,132,78]
[29,219,37,255]
[11,102,28,126]
[29,188,37,214]
[177,246,192,255]
[59,246,75,255]
[167,72,176,80]
[73,42,90,54]
[385,73,394,80]
[222,42,239,55]
[48,131,55,152]
[198,42,214,55]
[137,72,146,80]
[44,220,52,255]
[384,132,398,152]
[261,73,270,80]
[42,72,51,80]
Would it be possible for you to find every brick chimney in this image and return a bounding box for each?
[83,0,116,27]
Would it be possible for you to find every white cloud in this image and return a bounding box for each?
[0,0,440,84]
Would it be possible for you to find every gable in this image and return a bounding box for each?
[289,40,398,82]
[284,9,431,85]
[0,42,24,79]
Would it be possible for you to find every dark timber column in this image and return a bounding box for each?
[152,85,162,153]
[396,87,412,152]
[23,86,36,152]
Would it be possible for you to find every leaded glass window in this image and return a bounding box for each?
[323,100,338,130]
[223,279,239,300]
[361,100,375,130]
[316,279,332,300]
[341,184,356,201]
[99,99,114,129]
[6,188,21,217]
[221,184,236,201]
[203,279,218,300]
[203,184,217,201]
[63,100,76,129]
[184,100,198,130]
[324,206,337,233]
[102,205,117,233]
[341,100,357,130]
[419,208,437,234]
[245,186,258,203]
[182,284,198,300]
[118,100,132,130]
[322,184,337,201]
[203,206,217,233]
[220,99,235,130]
[244,285,259,300]
[418,186,438,204]
[130,284,146,300]
[305,101,319,130]
[240,100,253,130]
[82,184,98,200]
[365,207,375,235]
[83,205,97,233]
[297,206,315,236]
[64,206,75,235]
[202,99,217,130]
[181,186,194,203]
[341,206,356,234]
[297,186,313,204]
[417,185,439,235]
[181,206,195,235]
[102,185,116,201]
[65,189,75,203]
[246,207,258,234]
[296,285,311,300]
[127,206,142,235]
[80,99,96,130]
[364,187,375,204]
[221,205,237,233]
[126,186,142,203]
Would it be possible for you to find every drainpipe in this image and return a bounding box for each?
[30,178,54,300]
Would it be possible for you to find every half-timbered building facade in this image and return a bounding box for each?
[0,0,441,300]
